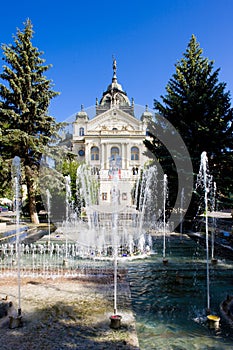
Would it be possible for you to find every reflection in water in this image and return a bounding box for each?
[127,235,233,350]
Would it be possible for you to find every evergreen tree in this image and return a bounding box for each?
[146,35,233,218]
[0,19,60,223]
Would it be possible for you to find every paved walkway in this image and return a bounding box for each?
[0,274,140,349]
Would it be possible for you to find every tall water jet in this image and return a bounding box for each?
[180,187,185,237]
[197,152,210,312]
[162,174,168,264]
[111,157,120,315]
[196,152,220,325]
[137,165,158,235]
[109,156,122,329]
[210,181,217,264]
[46,189,51,245]
[64,175,71,262]
[11,156,23,327]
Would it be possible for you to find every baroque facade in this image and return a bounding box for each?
[72,60,153,206]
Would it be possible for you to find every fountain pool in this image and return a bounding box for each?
[127,234,233,350]
[1,230,233,348]
[3,150,232,342]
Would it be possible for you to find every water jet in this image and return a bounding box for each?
[11,156,23,328]
[196,152,220,319]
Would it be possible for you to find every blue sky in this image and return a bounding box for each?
[0,0,233,122]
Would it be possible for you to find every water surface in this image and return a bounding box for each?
[126,235,233,350]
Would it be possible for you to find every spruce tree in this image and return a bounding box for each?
[0,19,60,223]
[146,35,233,218]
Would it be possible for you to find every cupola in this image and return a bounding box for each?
[96,59,134,116]
[75,105,89,121]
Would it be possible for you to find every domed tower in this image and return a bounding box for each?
[73,105,89,159]
[140,105,153,134]
[96,59,134,116]
[72,59,153,206]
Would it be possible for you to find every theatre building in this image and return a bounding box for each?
[71,60,153,207]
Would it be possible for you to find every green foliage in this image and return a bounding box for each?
[76,164,100,208]
[146,34,233,217]
[39,164,66,222]
[144,119,178,209]
[0,19,60,158]
[61,158,80,203]
[0,156,12,198]
[0,19,61,222]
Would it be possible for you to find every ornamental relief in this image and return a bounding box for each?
[87,110,140,131]
[99,123,134,131]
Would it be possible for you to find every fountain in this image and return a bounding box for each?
[196,151,220,324]
[210,181,218,264]
[71,163,158,259]
[10,156,23,328]
[2,147,233,348]
[180,187,185,237]
[1,161,161,328]
[0,160,191,279]
[64,175,71,265]
[109,157,122,327]
[162,174,168,264]
[127,234,233,349]
[46,189,51,245]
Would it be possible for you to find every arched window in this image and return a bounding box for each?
[111,147,119,160]
[91,146,99,161]
[131,146,139,160]
[79,127,84,136]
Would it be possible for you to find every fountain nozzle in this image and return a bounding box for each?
[207,314,220,329]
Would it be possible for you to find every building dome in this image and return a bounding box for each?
[99,59,131,108]
[141,105,153,121]
[107,80,124,92]
[72,59,151,208]
[75,105,89,120]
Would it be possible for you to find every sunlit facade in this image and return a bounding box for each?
[72,60,153,206]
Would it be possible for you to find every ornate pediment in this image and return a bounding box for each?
[87,107,140,132]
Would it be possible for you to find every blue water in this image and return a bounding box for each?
[126,234,233,350]
[3,226,28,242]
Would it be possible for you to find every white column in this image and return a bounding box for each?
[122,143,126,169]
[101,142,105,169]
[85,143,90,165]
[105,143,108,169]
[126,142,130,170]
